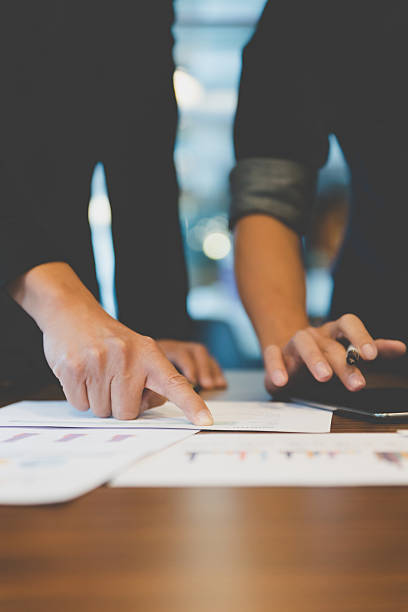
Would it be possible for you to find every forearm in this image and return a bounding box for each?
[234,214,308,349]
[6,262,104,332]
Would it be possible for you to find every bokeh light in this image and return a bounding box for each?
[202,231,231,260]
[173,68,204,110]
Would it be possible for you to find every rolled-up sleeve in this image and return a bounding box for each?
[229,157,317,235]
[230,0,330,235]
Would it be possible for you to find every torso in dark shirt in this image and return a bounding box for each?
[0,0,175,150]
[235,1,408,343]
[0,1,192,341]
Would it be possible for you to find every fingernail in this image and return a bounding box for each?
[217,377,227,387]
[272,370,287,386]
[362,343,377,359]
[196,410,213,426]
[349,373,365,390]
[315,361,331,379]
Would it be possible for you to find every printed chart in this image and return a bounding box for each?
[111,433,408,488]
[0,428,196,504]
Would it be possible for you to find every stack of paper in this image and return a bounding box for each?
[0,398,332,503]
[0,400,333,432]
[0,427,195,504]
[111,432,408,488]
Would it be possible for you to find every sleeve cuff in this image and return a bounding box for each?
[229,157,317,235]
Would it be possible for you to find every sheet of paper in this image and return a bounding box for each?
[0,428,196,504]
[111,433,408,487]
[0,400,332,433]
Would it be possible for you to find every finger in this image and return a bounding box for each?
[140,389,166,412]
[314,335,366,391]
[169,350,198,386]
[209,357,227,388]
[60,378,90,412]
[53,357,90,411]
[86,375,112,418]
[326,314,378,361]
[263,345,289,388]
[375,339,407,359]
[146,353,213,426]
[110,374,144,420]
[291,330,333,382]
[190,344,215,389]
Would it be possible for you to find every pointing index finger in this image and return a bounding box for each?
[146,353,213,426]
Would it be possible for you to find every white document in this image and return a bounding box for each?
[111,433,408,487]
[0,400,332,433]
[0,428,195,504]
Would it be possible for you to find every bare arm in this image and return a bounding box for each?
[234,215,406,393]
[235,214,308,350]
[7,262,215,424]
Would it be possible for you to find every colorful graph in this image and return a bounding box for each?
[283,450,352,460]
[186,449,360,463]
[109,434,136,443]
[187,450,269,462]
[375,451,408,468]
[56,433,88,443]
[3,433,39,443]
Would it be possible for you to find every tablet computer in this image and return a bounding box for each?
[287,386,408,421]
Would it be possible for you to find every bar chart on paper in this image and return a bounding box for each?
[111,433,408,488]
[0,428,196,504]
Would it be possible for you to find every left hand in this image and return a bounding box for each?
[157,340,227,390]
[263,313,406,395]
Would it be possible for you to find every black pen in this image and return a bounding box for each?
[346,344,360,366]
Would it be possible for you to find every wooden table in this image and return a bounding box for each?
[1,371,408,612]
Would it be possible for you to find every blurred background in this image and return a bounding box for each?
[88,0,351,369]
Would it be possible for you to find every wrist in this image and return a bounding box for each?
[7,262,103,332]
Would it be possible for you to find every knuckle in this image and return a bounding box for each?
[106,337,130,369]
[109,336,127,353]
[294,329,308,344]
[141,335,157,351]
[108,337,128,365]
[167,372,189,390]
[87,347,105,368]
[64,356,86,378]
[340,313,357,326]
[321,339,334,357]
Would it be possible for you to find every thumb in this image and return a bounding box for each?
[375,339,407,359]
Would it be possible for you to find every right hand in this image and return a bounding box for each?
[43,304,213,425]
[263,313,406,395]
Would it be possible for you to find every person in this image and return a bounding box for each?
[0,1,225,423]
[230,0,407,396]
